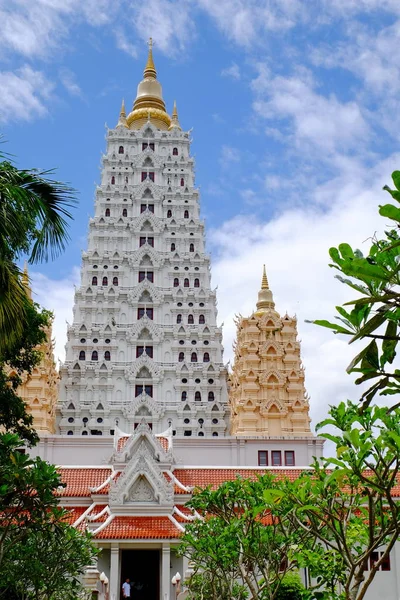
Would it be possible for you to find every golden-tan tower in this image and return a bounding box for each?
[229,266,312,437]
[16,267,59,434]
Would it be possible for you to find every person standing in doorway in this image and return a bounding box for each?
[122,578,131,598]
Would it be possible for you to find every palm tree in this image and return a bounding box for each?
[0,149,76,355]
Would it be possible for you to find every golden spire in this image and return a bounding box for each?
[261,264,269,289]
[143,37,157,79]
[169,100,182,130]
[116,98,127,128]
[126,38,171,130]
[256,264,274,313]
[22,262,32,300]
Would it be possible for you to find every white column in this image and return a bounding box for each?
[161,544,170,600]
[110,545,120,600]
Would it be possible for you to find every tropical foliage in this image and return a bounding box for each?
[308,170,400,408]
[0,148,75,354]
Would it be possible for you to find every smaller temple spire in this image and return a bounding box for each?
[169,100,182,130]
[256,264,274,313]
[144,37,157,79]
[22,262,32,300]
[261,264,269,289]
[116,98,127,128]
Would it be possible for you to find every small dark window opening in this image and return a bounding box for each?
[184,210,189,218]
[104,351,111,361]
[122,208,127,217]
[189,243,194,252]
[188,315,194,324]
[203,352,210,363]
[171,243,175,251]
[184,278,189,287]
[113,277,118,286]
[258,451,268,466]
[194,278,200,288]
[195,391,201,401]
[179,352,185,362]
[111,176,115,184]
[191,352,197,362]
[91,351,98,361]
[79,351,85,361]
[199,314,205,324]
[173,147,178,156]
[173,278,179,287]
[105,208,110,217]
[118,146,124,154]
[102,277,108,286]
[208,391,214,402]
[92,276,97,286]
[177,314,182,323]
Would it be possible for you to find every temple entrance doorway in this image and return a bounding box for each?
[120,550,160,600]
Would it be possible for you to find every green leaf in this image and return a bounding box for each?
[338,243,355,259]
[379,203,400,222]
[310,320,353,335]
[381,320,398,366]
[350,311,387,343]
[392,170,400,191]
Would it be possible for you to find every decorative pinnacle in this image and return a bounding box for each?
[169,99,182,130]
[120,98,126,117]
[144,37,157,79]
[261,264,269,289]
[22,262,32,299]
[116,98,127,127]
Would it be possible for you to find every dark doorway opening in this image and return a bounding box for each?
[120,550,160,600]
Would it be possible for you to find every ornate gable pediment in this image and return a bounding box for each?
[124,354,162,381]
[128,246,163,268]
[122,392,165,420]
[109,425,174,509]
[129,212,164,233]
[127,281,163,305]
[126,317,163,342]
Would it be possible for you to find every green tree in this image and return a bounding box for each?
[179,474,312,600]
[0,433,97,599]
[275,573,304,600]
[282,401,400,600]
[308,170,400,408]
[0,149,76,354]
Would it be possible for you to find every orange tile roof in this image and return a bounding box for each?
[95,516,182,539]
[58,468,112,497]
[63,506,88,524]
[173,468,307,492]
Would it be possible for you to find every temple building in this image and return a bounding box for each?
[229,266,312,440]
[11,267,58,435]
[28,42,329,600]
[57,39,229,438]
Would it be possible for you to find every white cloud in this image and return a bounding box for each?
[114,29,137,58]
[29,268,80,365]
[251,65,369,159]
[128,0,195,55]
[0,66,54,124]
[210,152,400,427]
[59,68,83,97]
[221,62,241,80]
[219,145,241,168]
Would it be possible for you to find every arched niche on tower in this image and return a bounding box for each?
[142,188,153,199]
[139,254,153,268]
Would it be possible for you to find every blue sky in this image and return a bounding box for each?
[2,0,400,426]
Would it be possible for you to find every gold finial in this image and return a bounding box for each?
[144,37,157,79]
[169,99,182,130]
[116,98,127,128]
[261,264,269,289]
[256,264,274,313]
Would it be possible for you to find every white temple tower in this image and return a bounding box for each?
[57,41,229,438]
